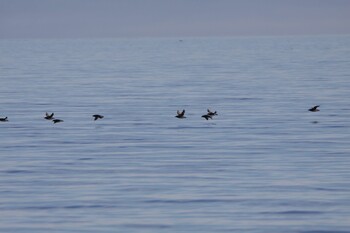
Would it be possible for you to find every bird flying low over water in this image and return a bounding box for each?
[175,110,186,118]
[201,114,212,120]
[52,119,64,124]
[0,117,8,122]
[93,114,104,121]
[44,112,54,120]
[207,109,218,116]
[309,105,320,112]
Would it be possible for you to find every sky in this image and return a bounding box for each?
[1,0,350,39]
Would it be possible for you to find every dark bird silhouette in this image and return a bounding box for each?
[207,109,218,116]
[93,114,104,121]
[175,110,186,119]
[0,117,8,122]
[201,114,212,120]
[52,119,63,124]
[44,112,54,120]
[309,105,320,112]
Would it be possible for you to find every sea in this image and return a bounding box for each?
[0,35,350,233]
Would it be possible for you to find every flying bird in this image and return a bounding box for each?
[0,117,8,122]
[52,119,64,124]
[44,112,54,120]
[175,110,186,119]
[93,114,104,121]
[201,114,212,120]
[207,109,218,116]
[309,105,320,112]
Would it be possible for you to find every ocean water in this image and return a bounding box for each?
[0,36,350,233]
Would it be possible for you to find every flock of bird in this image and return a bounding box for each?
[0,112,104,123]
[175,105,320,119]
[175,109,218,120]
[0,106,320,123]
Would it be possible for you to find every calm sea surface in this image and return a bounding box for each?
[0,36,350,233]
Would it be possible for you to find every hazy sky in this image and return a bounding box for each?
[1,0,350,38]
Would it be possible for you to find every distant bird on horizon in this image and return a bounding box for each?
[44,112,54,120]
[0,117,8,122]
[201,114,212,120]
[175,110,186,119]
[93,114,104,121]
[207,109,218,116]
[52,119,63,124]
[309,105,320,112]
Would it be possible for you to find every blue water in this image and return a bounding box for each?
[0,36,350,233]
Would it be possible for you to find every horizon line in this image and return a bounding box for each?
[1,33,350,40]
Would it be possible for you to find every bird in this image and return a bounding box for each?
[44,112,54,120]
[0,117,8,122]
[93,114,104,121]
[52,119,63,124]
[201,114,212,120]
[175,110,186,118]
[207,109,218,116]
[309,105,320,112]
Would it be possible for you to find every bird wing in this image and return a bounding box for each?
[177,110,185,117]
